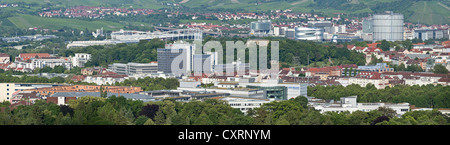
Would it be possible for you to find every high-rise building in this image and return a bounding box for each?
[362,19,374,33]
[193,52,218,74]
[157,42,196,76]
[373,11,404,41]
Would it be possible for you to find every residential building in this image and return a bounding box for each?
[348,72,390,89]
[71,53,91,68]
[0,83,63,102]
[0,53,10,64]
[83,74,128,85]
[17,53,51,61]
[32,58,73,70]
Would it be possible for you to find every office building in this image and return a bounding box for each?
[414,29,444,41]
[373,11,404,41]
[331,35,363,43]
[250,20,272,37]
[357,63,394,73]
[108,62,158,75]
[307,21,332,33]
[157,42,196,76]
[309,96,410,117]
[220,97,272,114]
[193,52,218,74]
[362,19,374,33]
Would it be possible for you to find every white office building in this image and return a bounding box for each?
[108,62,158,75]
[220,97,272,114]
[309,96,410,117]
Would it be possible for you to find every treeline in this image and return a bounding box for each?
[0,73,178,91]
[1,95,448,125]
[58,37,366,69]
[0,73,67,84]
[114,77,179,91]
[59,39,165,67]
[308,84,450,108]
[279,39,366,67]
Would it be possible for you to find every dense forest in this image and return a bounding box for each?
[0,95,448,125]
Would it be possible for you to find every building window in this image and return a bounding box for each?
[401,109,409,112]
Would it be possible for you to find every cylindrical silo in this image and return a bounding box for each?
[373,11,404,42]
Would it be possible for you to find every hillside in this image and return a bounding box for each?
[7,14,124,31]
[2,0,449,25]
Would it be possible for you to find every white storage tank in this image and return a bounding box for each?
[373,11,404,41]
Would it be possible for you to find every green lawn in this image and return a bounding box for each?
[7,14,124,31]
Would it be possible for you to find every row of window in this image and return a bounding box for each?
[230,103,263,107]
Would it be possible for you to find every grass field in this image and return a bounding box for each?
[7,14,124,31]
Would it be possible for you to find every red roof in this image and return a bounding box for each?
[442,41,450,47]
[0,53,9,57]
[347,45,355,49]
[367,43,380,48]
[413,43,426,45]
[18,53,51,60]
[365,47,383,52]
[71,75,86,81]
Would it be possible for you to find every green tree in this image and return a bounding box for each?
[143,118,156,125]
[432,64,449,74]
